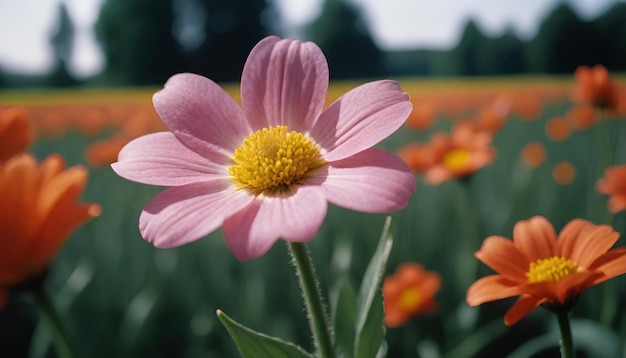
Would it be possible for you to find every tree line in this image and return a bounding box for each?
[1,0,625,88]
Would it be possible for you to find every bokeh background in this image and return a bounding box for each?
[1,0,626,357]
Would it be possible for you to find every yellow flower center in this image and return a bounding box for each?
[229,125,324,195]
[443,148,471,171]
[526,256,579,283]
[398,287,421,311]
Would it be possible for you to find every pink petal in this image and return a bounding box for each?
[153,73,251,159]
[241,36,328,132]
[222,186,327,261]
[308,148,415,212]
[139,181,253,248]
[311,80,412,161]
[112,132,228,186]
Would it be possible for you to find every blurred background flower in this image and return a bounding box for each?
[383,262,441,328]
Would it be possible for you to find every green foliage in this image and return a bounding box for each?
[217,310,313,358]
[353,217,393,358]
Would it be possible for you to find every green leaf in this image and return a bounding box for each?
[330,278,357,357]
[217,309,314,358]
[507,318,621,358]
[354,216,394,358]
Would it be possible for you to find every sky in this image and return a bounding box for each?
[0,0,618,79]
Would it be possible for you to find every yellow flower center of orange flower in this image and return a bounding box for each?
[526,256,579,283]
[443,148,471,171]
[229,125,324,195]
[398,287,421,311]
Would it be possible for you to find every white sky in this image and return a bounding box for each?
[0,0,617,78]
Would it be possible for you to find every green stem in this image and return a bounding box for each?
[555,310,575,358]
[31,284,79,358]
[288,242,335,358]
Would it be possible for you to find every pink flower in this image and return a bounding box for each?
[112,36,415,261]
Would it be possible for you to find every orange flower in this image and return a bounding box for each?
[553,161,576,185]
[474,98,511,136]
[0,106,33,164]
[596,164,626,213]
[405,100,436,131]
[423,122,496,185]
[545,116,571,142]
[383,263,441,327]
[0,154,101,308]
[521,142,547,169]
[572,65,619,111]
[397,142,435,174]
[512,92,542,122]
[467,216,626,326]
[565,105,598,130]
[85,136,130,168]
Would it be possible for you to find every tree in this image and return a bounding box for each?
[450,19,489,76]
[479,27,525,75]
[186,0,272,82]
[525,3,602,74]
[592,3,626,71]
[46,2,78,86]
[307,0,383,79]
[95,0,184,85]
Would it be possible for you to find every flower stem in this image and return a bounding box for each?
[555,310,575,358]
[31,284,79,358]
[287,242,335,358]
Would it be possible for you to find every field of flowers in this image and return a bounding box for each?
[1,67,626,358]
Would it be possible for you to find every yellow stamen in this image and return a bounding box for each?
[443,148,471,171]
[526,256,579,283]
[229,126,324,195]
[398,287,421,311]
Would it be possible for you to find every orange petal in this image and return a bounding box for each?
[417,271,442,299]
[475,236,528,277]
[0,107,33,164]
[569,225,620,268]
[557,218,595,259]
[513,216,557,261]
[384,307,408,328]
[608,196,626,213]
[521,142,546,169]
[553,161,576,185]
[545,117,571,142]
[504,295,542,326]
[466,275,522,306]
[588,248,626,285]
